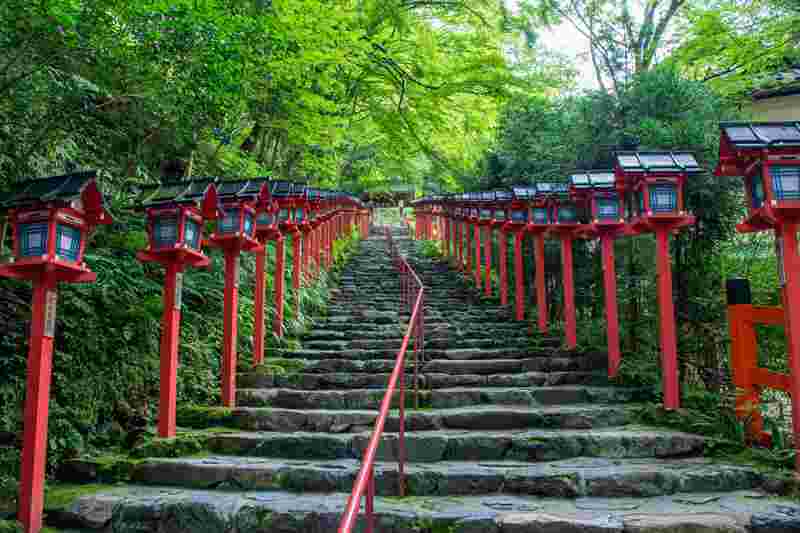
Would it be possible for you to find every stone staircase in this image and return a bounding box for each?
[62,228,800,532]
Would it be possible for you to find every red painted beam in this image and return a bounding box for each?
[560,233,577,349]
[601,235,621,377]
[483,227,492,297]
[274,237,286,338]
[655,228,679,410]
[158,263,183,437]
[253,247,267,367]
[473,224,481,287]
[534,233,547,334]
[292,232,302,315]
[18,274,57,533]
[514,231,525,321]
[779,222,800,470]
[221,248,241,407]
[499,231,508,306]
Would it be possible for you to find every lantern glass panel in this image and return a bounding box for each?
[295,207,305,222]
[649,183,677,213]
[56,224,81,262]
[558,205,577,223]
[750,175,765,209]
[257,212,275,227]
[219,208,240,234]
[770,166,800,201]
[243,212,255,236]
[494,210,506,221]
[480,209,492,220]
[597,196,619,220]
[511,209,528,223]
[637,190,645,215]
[184,218,201,249]
[726,126,758,143]
[18,222,49,257]
[153,215,180,248]
[471,208,479,218]
[533,207,548,224]
[278,208,290,222]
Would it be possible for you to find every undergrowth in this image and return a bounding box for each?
[0,206,361,510]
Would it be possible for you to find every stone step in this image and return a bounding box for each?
[423,357,606,375]
[206,428,705,462]
[128,456,776,499]
[237,386,635,410]
[61,486,800,533]
[272,348,582,362]
[238,370,610,390]
[230,404,631,432]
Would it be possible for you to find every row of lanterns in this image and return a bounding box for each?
[0,174,369,533]
[413,149,702,415]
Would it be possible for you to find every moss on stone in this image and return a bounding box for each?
[130,433,209,459]
[252,358,307,376]
[176,406,235,429]
[44,483,120,511]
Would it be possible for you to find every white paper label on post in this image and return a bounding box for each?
[174,272,183,311]
[44,290,58,338]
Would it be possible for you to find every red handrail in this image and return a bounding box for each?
[337,226,425,533]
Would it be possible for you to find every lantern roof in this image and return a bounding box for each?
[495,190,513,202]
[3,171,104,209]
[720,121,800,148]
[533,182,569,198]
[271,180,307,199]
[569,170,616,190]
[615,151,701,174]
[216,179,266,202]
[511,185,536,200]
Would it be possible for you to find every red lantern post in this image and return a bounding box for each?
[478,192,495,297]
[492,193,511,306]
[253,181,282,367]
[716,121,800,468]
[540,182,587,350]
[526,187,551,334]
[504,187,532,321]
[136,179,218,436]
[570,171,626,373]
[615,151,701,410]
[273,181,306,320]
[208,180,266,408]
[0,172,112,533]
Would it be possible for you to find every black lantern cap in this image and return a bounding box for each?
[721,121,800,148]
[134,178,218,224]
[615,151,702,173]
[533,182,569,198]
[511,185,535,200]
[495,190,513,202]
[3,171,102,209]
[271,180,307,199]
[216,179,265,202]
[569,171,616,190]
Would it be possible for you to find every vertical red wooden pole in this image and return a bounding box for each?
[456,222,463,270]
[465,223,472,274]
[274,237,286,338]
[561,233,577,349]
[778,222,800,470]
[534,233,547,333]
[499,231,509,306]
[514,231,525,321]
[473,224,481,286]
[292,232,302,315]
[253,247,267,367]
[221,248,240,407]
[601,235,621,377]
[655,228,680,410]
[158,263,182,437]
[18,274,57,533]
[484,227,492,297]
